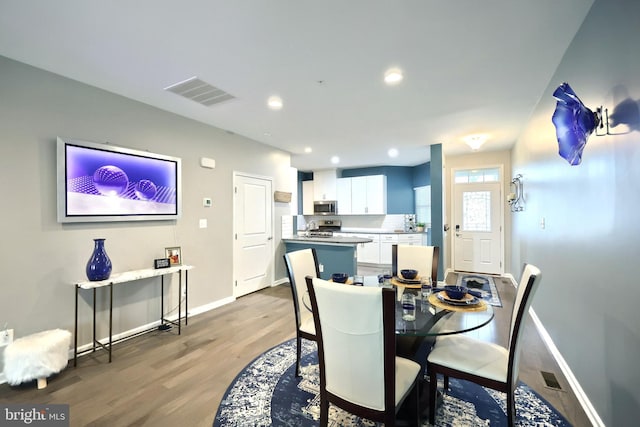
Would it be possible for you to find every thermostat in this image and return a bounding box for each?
[203,197,212,207]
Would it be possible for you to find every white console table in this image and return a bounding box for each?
[73,265,194,365]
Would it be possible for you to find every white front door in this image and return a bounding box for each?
[453,181,503,274]
[233,173,273,297]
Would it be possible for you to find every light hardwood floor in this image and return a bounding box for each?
[0,274,591,426]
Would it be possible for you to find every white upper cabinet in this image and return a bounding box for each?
[313,169,337,201]
[351,175,386,215]
[302,181,314,215]
[336,178,352,214]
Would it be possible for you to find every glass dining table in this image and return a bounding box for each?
[302,275,494,345]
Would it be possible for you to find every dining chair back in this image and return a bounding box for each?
[283,248,320,377]
[392,244,440,284]
[305,276,421,426]
[426,263,542,426]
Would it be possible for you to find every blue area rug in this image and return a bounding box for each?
[213,339,570,426]
[456,274,502,307]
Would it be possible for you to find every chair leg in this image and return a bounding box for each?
[295,335,302,377]
[506,389,516,427]
[428,368,438,425]
[444,375,449,391]
[320,398,329,427]
[413,379,421,427]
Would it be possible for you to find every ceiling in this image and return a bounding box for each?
[0,1,594,172]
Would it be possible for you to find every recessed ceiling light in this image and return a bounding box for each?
[263,132,272,137]
[384,68,403,85]
[331,156,340,164]
[267,96,283,110]
[304,147,312,153]
[463,134,488,150]
[388,148,399,158]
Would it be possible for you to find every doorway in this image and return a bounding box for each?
[452,167,504,275]
[233,172,274,297]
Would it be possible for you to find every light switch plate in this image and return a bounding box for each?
[203,197,212,207]
[199,219,208,228]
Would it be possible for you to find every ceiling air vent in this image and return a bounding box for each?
[164,77,235,107]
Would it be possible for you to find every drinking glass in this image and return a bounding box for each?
[353,275,364,286]
[421,276,433,301]
[382,270,392,288]
[401,293,416,321]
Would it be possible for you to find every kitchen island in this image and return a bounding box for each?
[282,235,373,279]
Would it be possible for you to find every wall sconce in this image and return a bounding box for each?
[594,106,630,136]
[508,174,524,212]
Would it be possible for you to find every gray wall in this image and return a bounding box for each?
[0,56,294,367]
[511,0,640,424]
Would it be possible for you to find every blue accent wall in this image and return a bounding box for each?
[429,144,443,280]
[412,162,430,187]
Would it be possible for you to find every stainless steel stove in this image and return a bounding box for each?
[307,231,334,238]
[307,219,341,237]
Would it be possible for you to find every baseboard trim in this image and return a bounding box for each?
[0,295,238,385]
[529,308,604,427]
[71,295,237,357]
[461,271,603,426]
[272,277,289,286]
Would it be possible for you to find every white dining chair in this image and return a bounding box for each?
[426,263,542,426]
[392,244,439,285]
[305,276,421,426]
[283,248,320,377]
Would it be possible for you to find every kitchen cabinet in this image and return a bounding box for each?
[398,234,423,246]
[336,178,352,214]
[302,181,314,215]
[379,234,398,264]
[349,175,387,215]
[313,170,337,201]
[353,234,380,264]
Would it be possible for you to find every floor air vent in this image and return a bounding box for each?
[164,77,235,107]
[541,371,563,390]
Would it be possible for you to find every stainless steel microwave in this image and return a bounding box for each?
[313,200,337,215]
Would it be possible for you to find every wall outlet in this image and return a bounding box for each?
[319,264,324,273]
[0,329,14,347]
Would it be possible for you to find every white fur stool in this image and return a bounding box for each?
[3,329,71,389]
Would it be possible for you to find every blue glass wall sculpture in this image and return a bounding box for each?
[552,82,600,165]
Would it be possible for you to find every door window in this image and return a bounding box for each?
[454,167,500,184]
[462,190,491,232]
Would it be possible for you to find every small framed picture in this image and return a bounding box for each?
[164,246,182,266]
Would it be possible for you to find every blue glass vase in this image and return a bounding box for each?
[86,238,112,281]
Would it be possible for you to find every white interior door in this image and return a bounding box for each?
[233,173,273,297]
[453,181,503,274]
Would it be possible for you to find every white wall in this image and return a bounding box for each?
[0,56,294,366]
[511,0,640,424]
